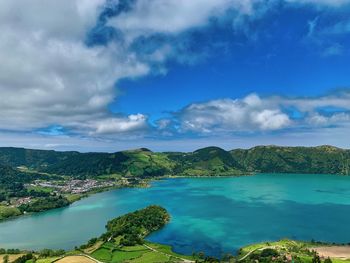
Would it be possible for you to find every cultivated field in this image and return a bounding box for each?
[55,255,97,263]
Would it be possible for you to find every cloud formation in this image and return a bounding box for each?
[0,0,350,150]
[108,0,254,37]
[0,0,150,134]
[175,94,291,133]
[165,91,350,135]
[0,0,265,136]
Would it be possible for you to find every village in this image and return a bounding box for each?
[8,179,124,207]
[30,179,116,194]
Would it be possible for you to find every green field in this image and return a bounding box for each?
[89,241,190,263]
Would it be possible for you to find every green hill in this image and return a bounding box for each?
[0,148,175,178]
[0,145,349,178]
[166,146,243,176]
[230,145,350,175]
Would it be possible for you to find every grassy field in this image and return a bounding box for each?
[88,240,194,263]
[128,251,169,263]
[36,258,61,263]
[144,241,195,260]
[26,185,54,193]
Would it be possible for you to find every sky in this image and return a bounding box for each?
[1,0,350,152]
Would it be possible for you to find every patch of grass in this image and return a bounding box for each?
[64,194,83,203]
[35,257,60,263]
[111,250,144,263]
[332,259,350,263]
[0,205,22,220]
[27,185,53,193]
[120,245,147,252]
[83,241,104,254]
[91,248,112,262]
[144,242,194,260]
[128,251,170,263]
[102,242,115,249]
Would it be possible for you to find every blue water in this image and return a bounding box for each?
[1,174,350,257]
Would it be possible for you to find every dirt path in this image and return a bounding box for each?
[312,246,350,259]
[143,244,195,263]
[238,245,285,261]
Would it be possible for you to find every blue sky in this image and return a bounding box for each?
[1,0,350,152]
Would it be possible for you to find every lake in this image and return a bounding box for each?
[1,174,350,257]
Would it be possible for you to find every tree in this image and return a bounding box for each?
[3,255,9,263]
[311,253,321,263]
[324,257,332,263]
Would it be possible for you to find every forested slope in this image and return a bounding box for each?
[0,145,349,178]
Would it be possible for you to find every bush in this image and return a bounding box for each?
[13,253,34,263]
[39,249,65,258]
[260,248,279,257]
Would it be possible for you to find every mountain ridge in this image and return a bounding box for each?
[0,145,349,178]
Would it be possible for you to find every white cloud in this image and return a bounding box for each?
[177,95,291,133]
[88,114,148,134]
[108,0,350,42]
[276,91,350,112]
[306,112,350,126]
[253,110,291,130]
[0,0,264,136]
[0,0,150,135]
[172,92,350,135]
[108,0,254,39]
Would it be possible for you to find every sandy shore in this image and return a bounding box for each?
[312,246,350,259]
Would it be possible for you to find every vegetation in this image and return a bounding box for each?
[100,205,169,246]
[238,239,350,263]
[1,145,349,181]
[0,164,49,202]
[0,206,21,220]
[18,196,70,213]
[78,205,196,263]
[230,145,350,175]
[167,146,244,176]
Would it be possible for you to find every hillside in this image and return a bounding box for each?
[0,148,175,178]
[230,145,350,175]
[166,146,244,176]
[0,164,45,201]
[0,145,349,179]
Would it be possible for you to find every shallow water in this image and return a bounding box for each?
[1,174,350,257]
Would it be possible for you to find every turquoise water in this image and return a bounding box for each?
[1,174,350,257]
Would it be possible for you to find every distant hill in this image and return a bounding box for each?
[230,145,350,175]
[0,145,349,178]
[166,146,243,176]
[0,147,175,178]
